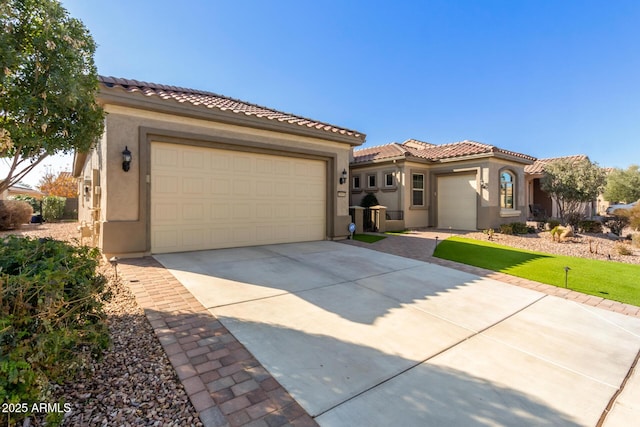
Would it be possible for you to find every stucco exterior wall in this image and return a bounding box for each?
[80,104,357,256]
[349,156,530,231]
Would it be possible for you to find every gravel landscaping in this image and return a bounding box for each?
[1,222,202,426]
[463,228,640,265]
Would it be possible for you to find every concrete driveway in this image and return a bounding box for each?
[154,241,640,426]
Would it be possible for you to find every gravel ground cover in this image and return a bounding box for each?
[1,222,203,426]
[463,229,640,265]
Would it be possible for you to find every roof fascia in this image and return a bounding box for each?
[98,89,366,147]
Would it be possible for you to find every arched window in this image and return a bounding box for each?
[500,171,515,209]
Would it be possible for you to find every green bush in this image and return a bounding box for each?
[360,192,379,208]
[499,222,531,235]
[578,220,603,234]
[42,195,66,222]
[0,236,109,422]
[0,200,33,230]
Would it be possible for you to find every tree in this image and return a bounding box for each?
[38,170,76,197]
[541,157,607,223]
[0,0,104,194]
[603,165,640,203]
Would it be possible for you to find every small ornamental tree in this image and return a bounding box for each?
[0,0,105,195]
[541,158,606,223]
[38,171,77,197]
[604,165,640,204]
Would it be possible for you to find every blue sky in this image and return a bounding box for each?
[9,0,640,185]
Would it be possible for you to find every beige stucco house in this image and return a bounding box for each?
[349,139,536,231]
[73,76,365,257]
[0,182,44,199]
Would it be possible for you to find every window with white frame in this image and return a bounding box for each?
[500,171,515,209]
[412,173,424,206]
[384,172,394,187]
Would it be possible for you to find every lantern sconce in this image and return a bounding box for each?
[122,146,132,172]
[339,169,348,185]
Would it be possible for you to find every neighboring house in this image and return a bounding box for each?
[73,76,365,257]
[350,139,536,230]
[524,155,599,219]
[0,181,44,199]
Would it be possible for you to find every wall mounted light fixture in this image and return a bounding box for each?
[339,169,348,184]
[122,146,132,172]
[480,179,489,189]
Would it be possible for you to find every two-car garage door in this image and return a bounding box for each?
[150,142,326,254]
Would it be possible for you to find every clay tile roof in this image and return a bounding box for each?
[98,76,365,141]
[524,155,589,174]
[351,143,410,163]
[353,139,535,164]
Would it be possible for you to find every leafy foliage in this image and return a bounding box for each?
[0,199,32,230]
[0,236,109,422]
[0,0,105,194]
[541,158,606,223]
[38,171,77,197]
[578,220,603,234]
[499,222,531,235]
[10,193,40,213]
[360,192,379,208]
[604,165,640,203]
[41,195,65,222]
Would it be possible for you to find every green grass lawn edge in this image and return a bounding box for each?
[434,236,640,307]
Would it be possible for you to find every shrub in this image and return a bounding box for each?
[546,219,561,230]
[604,215,629,236]
[42,195,66,222]
[578,220,603,234]
[616,242,633,256]
[633,233,640,248]
[360,192,379,208]
[0,236,109,422]
[499,222,531,235]
[0,200,33,230]
[11,194,41,213]
[564,212,584,227]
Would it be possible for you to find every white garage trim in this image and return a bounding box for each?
[150,142,326,253]
[437,173,478,230]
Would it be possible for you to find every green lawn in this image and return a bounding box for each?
[434,236,640,306]
[352,233,387,243]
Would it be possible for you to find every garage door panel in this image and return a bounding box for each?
[151,142,326,253]
[438,174,477,231]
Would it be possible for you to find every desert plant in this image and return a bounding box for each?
[0,236,109,424]
[41,196,66,222]
[578,220,603,234]
[633,234,640,248]
[483,228,495,240]
[0,200,32,230]
[603,214,629,236]
[615,242,633,256]
[499,222,531,235]
[546,219,561,230]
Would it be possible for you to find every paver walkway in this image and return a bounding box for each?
[118,257,318,427]
[118,231,639,427]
